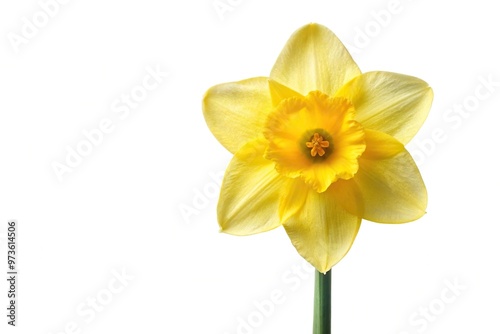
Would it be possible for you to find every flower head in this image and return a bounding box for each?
[203,23,433,273]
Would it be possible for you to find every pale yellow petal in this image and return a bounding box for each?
[362,129,404,160]
[268,79,303,106]
[218,139,285,235]
[203,77,273,154]
[282,185,361,273]
[270,23,361,96]
[353,148,427,223]
[336,71,433,144]
[278,178,308,222]
[328,179,365,219]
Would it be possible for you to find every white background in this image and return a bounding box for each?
[1,0,499,333]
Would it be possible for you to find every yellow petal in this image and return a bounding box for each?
[278,177,309,223]
[342,148,427,223]
[218,139,285,235]
[362,129,404,160]
[268,79,303,106]
[203,77,273,154]
[335,71,433,144]
[328,179,365,220]
[270,23,361,96]
[282,182,361,273]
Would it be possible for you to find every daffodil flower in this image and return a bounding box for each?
[203,23,433,274]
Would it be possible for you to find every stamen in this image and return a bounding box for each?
[306,133,330,157]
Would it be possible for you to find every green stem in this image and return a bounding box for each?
[313,269,331,334]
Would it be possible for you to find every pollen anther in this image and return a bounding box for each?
[306,133,330,157]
